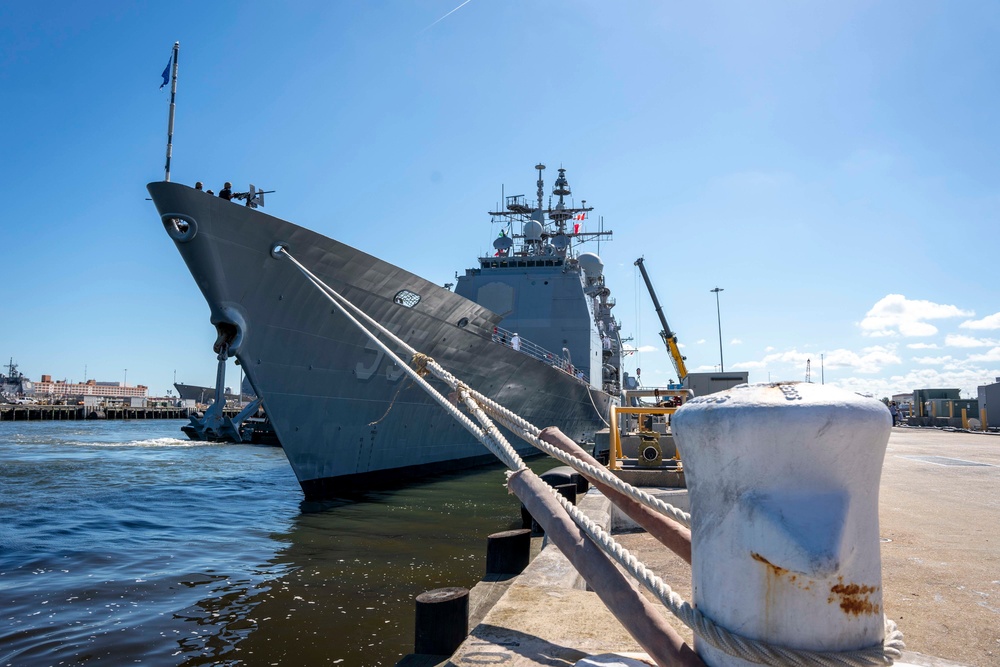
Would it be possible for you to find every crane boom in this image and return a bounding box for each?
[634,257,688,381]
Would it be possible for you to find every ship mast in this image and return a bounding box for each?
[550,167,571,236]
[163,41,180,182]
[536,163,545,211]
[486,165,606,260]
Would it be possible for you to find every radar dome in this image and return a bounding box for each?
[578,252,604,280]
[524,220,543,242]
[493,236,513,251]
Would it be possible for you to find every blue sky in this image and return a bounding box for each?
[2,1,998,400]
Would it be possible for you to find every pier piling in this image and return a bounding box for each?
[414,587,469,656]
[485,529,531,576]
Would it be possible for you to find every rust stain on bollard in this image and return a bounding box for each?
[828,578,881,616]
[751,552,813,592]
[750,552,788,577]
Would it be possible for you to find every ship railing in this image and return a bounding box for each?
[491,325,589,384]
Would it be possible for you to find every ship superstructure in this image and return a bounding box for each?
[455,165,623,396]
[0,359,34,401]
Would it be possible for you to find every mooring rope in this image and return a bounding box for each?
[585,383,613,429]
[287,258,525,473]
[276,248,905,666]
[541,479,905,667]
[482,406,693,528]
[278,248,692,528]
[367,379,413,427]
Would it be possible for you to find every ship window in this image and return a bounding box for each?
[393,290,421,308]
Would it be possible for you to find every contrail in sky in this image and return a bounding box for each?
[422,0,473,32]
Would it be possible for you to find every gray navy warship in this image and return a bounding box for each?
[149,165,624,498]
[0,359,34,402]
[173,381,252,405]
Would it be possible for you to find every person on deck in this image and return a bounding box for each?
[195,181,204,191]
[219,182,233,200]
[511,333,521,351]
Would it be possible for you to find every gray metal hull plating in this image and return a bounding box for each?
[148,182,613,497]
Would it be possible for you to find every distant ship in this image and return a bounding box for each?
[149,165,623,498]
[0,359,33,401]
[173,379,254,405]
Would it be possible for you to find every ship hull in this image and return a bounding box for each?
[149,182,613,498]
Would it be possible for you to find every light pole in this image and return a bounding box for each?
[711,287,724,372]
[124,369,128,388]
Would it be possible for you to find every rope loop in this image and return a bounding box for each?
[411,352,432,377]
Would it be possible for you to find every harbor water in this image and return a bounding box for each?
[0,420,538,666]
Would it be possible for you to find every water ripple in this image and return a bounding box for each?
[0,420,538,666]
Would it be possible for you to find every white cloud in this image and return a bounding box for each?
[695,339,706,345]
[913,355,953,365]
[944,334,998,348]
[759,350,812,366]
[859,294,973,338]
[730,338,742,345]
[960,312,1000,331]
[830,346,900,374]
[907,342,938,350]
[742,345,899,376]
[802,351,1000,399]
[968,347,1000,363]
[625,345,660,354]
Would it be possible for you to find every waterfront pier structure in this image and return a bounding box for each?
[0,405,197,421]
[423,426,992,666]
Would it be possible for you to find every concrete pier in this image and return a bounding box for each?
[426,427,997,667]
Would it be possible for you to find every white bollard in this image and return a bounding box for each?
[672,382,891,667]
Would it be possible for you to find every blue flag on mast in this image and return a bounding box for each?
[160,57,171,89]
